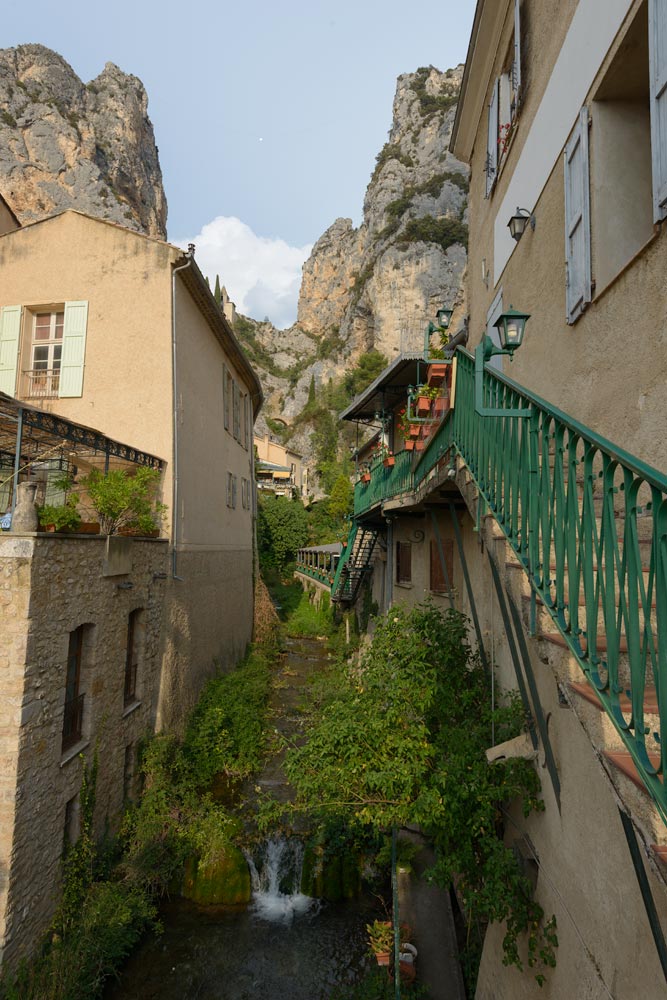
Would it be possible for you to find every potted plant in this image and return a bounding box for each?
[427,362,448,385]
[383,451,395,468]
[360,469,372,484]
[37,494,82,533]
[79,467,166,536]
[366,919,394,966]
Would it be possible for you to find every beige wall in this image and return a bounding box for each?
[0,211,259,731]
[464,0,667,470]
[254,435,303,492]
[0,533,168,965]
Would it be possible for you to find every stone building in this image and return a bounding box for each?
[0,207,263,965]
[309,1,667,994]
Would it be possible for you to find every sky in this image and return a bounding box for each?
[4,0,476,327]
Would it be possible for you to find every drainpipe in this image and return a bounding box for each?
[171,246,194,579]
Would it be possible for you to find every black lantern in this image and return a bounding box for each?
[493,305,530,352]
[436,307,453,330]
[507,207,535,242]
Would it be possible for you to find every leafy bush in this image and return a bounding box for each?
[257,494,309,574]
[80,467,166,535]
[284,603,556,985]
[397,216,468,252]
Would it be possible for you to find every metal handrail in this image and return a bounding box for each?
[344,345,667,818]
[23,368,61,399]
[451,349,667,820]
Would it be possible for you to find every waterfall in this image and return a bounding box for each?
[244,838,318,925]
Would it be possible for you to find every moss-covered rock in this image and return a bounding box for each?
[301,843,361,901]
[181,847,251,906]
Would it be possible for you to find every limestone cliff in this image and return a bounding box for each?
[0,44,166,237]
[243,66,468,474]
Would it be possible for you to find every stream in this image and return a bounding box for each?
[105,636,381,1000]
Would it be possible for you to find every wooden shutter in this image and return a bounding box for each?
[59,301,88,397]
[486,79,499,197]
[0,305,21,396]
[564,108,592,324]
[513,0,522,111]
[430,539,454,593]
[222,364,230,430]
[650,0,667,221]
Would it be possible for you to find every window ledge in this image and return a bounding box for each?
[592,225,662,307]
[122,700,141,719]
[395,582,413,589]
[60,739,90,767]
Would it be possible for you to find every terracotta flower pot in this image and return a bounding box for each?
[408,424,420,438]
[383,456,395,467]
[434,395,449,417]
[361,473,371,483]
[415,440,425,451]
[427,363,447,385]
[405,439,416,451]
[416,396,431,417]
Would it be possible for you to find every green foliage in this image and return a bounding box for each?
[284,603,556,985]
[283,588,332,638]
[257,494,309,573]
[331,968,429,1000]
[79,467,166,535]
[38,493,81,531]
[0,110,17,128]
[410,66,459,118]
[397,216,468,253]
[182,651,272,784]
[371,143,414,184]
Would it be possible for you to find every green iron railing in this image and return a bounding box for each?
[345,347,667,818]
[295,564,334,587]
[331,523,357,599]
[354,449,416,516]
[451,349,667,821]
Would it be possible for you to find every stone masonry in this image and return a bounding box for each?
[0,533,168,965]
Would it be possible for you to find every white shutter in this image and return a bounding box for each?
[564,108,592,324]
[486,79,499,197]
[59,301,88,397]
[0,306,21,396]
[649,0,667,221]
[513,0,522,112]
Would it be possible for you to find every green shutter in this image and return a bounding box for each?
[59,301,88,398]
[0,305,21,396]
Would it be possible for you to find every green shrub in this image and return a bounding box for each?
[397,216,468,252]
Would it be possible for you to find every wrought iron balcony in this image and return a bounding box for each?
[23,368,60,399]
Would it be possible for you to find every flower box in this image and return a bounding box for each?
[427,363,447,386]
[433,395,449,417]
[360,473,371,483]
[416,395,431,417]
[383,456,395,468]
[408,424,420,438]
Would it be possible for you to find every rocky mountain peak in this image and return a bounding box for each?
[0,44,167,237]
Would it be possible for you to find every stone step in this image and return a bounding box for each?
[570,680,660,715]
[538,630,658,656]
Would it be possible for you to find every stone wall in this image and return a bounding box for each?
[0,533,168,965]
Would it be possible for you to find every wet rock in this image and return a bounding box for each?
[181,846,251,906]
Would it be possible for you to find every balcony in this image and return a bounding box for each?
[23,368,60,399]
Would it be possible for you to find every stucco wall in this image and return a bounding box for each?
[464,0,667,471]
[0,533,168,965]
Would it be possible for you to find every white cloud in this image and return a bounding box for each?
[177,216,312,329]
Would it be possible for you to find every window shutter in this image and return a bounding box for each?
[222,364,229,430]
[486,79,499,197]
[59,301,88,397]
[649,0,667,221]
[564,108,592,323]
[0,306,21,396]
[513,0,522,111]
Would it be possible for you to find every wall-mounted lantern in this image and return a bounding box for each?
[475,306,531,417]
[508,207,536,242]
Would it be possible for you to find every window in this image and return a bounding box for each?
[226,471,237,508]
[62,626,85,753]
[396,541,412,584]
[124,609,143,706]
[486,0,523,196]
[430,539,454,594]
[233,381,241,441]
[27,311,63,398]
[566,0,666,315]
[241,477,251,510]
